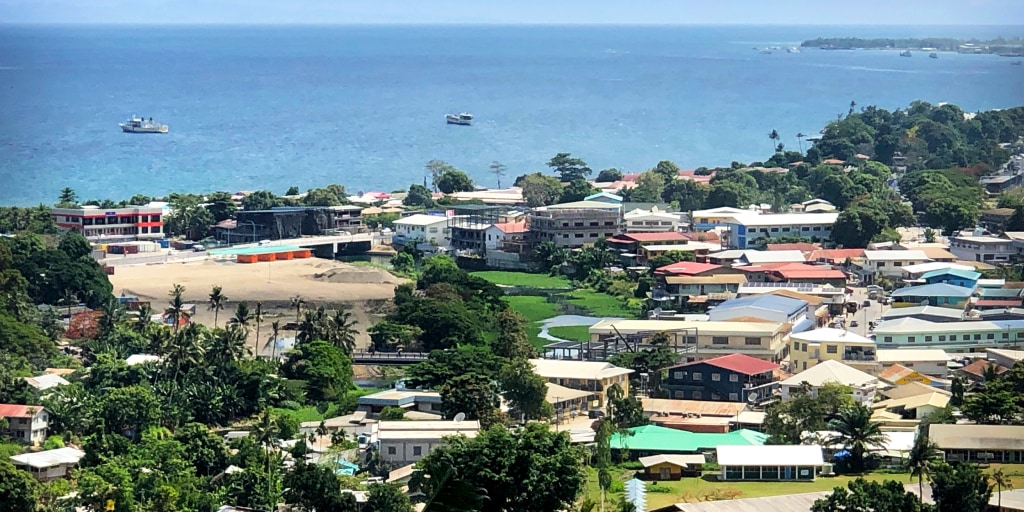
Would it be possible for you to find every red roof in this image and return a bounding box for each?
[822,158,846,165]
[772,267,847,280]
[612,232,688,243]
[975,299,1023,307]
[492,222,528,234]
[766,243,821,252]
[0,404,42,418]
[959,359,1008,379]
[679,231,721,243]
[807,249,865,262]
[655,261,722,276]
[694,354,780,376]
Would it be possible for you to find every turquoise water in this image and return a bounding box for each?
[1,24,1022,205]
[209,245,302,255]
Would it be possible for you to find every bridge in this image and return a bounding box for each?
[350,351,430,365]
[210,233,391,259]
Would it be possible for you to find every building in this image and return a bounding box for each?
[546,382,598,422]
[640,398,750,433]
[708,295,811,328]
[861,250,931,284]
[929,424,1024,463]
[376,420,480,465]
[23,374,70,392]
[788,328,877,373]
[448,205,502,255]
[624,206,686,233]
[806,248,865,265]
[901,262,975,281]
[735,250,807,266]
[52,205,165,242]
[691,207,750,230]
[528,359,633,406]
[356,389,442,418]
[637,242,722,265]
[877,364,939,386]
[920,268,981,288]
[484,221,529,253]
[663,354,780,404]
[657,275,748,307]
[0,404,48,445]
[716,445,824,481]
[221,206,362,242]
[9,447,85,482]
[878,305,966,323]
[393,214,450,246]
[725,213,838,249]
[948,234,1016,264]
[987,347,1024,368]
[876,349,949,377]
[778,360,878,404]
[872,391,950,420]
[890,283,975,309]
[587,319,790,362]
[638,454,706,480]
[610,425,767,457]
[529,200,623,248]
[872,317,1024,350]
[585,191,624,204]
[654,261,724,277]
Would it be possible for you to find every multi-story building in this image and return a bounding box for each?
[218,206,365,242]
[860,250,931,284]
[872,317,1024,350]
[52,205,165,242]
[948,234,1015,264]
[0,404,49,445]
[725,212,838,249]
[876,349,949,377]
[708,295,811,328]
[587,319,790,362]
[624,206,686,233]
[449,205,502,255]
[788,328,877,373]
[890,283,975,309]
[376,420,480,465]
[663,354,780,404]
[779,360,878,404]
[393,214,450,246]
[691,207,750,230]
[529,200,623,248]
[529,359,633,407]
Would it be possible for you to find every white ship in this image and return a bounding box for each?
[445,113,473,126]
[120,116,168,133]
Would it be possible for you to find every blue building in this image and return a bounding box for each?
[664,353,780,404]
[920,268,981,288]
[891,283,975,309]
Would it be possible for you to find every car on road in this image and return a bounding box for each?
[192,244,206,252]
[588,410,606,419]
[850,320,859,327]
[862,300,871,308]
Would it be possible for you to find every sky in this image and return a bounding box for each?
[2,0,1024,25]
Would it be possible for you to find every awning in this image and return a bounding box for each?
[545,383,595,404]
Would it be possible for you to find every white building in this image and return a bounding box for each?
[393,214,450,246]
[725,212,839,249]
[778,360,878,404]
[10,447,85,482]
[51,205,166,242]
[948,234,1015,264]
[624,207,686,233]
[691,207,750,230]
[485,221,528,252]
[0,404,49,445]
[23,374,69,392]
[861,250,931,284]
[876,349,949,377]
[376,420,480,465]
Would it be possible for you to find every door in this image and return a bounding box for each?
[660,467,671,480]
[783,466,793,480]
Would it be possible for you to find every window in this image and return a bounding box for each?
[908,336,915,343]
[987,333,995,340]
[692,391,702,399]
[729,374,739,382]
[712,373,721,381]
[782,227,791,232]
[974,334,982,340]
[950,335,957,341]
[744,337,760,346]
[674,391,685,399]
[562,234,569,239]
[674,371,684,380]
[925,336,933,342]
[878,262,886,267]
[387,446,397,455]
[813,226,822,231]
[413,446,423,456]
[826,345,838,354]
[1003,332,1009,339]
[575,233,584,238]
[712,336,728,345]
[729,393,739,401]
[692,372,702,381]
[802,227,810,232]
[770,227,779,232]
[939,335,946,341]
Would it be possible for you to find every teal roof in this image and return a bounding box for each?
[610,425,768,452]
[891,283,975,298]
[921,268,982,281]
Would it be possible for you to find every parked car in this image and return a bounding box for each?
[861,300,871,308]
[588,410,606,419]
[850,320,859,327]
[193,244,206,252]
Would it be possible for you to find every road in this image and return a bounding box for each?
[837,286,891,338]
[99,250,209,267]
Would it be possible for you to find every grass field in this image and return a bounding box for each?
[471,271,571,289]
[585,464,1024,510]
[268,405,340,423]
[548,325,592,342]
[564,289,639,318]
[503,295,561,349]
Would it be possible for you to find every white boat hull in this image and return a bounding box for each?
[120,123,168,133]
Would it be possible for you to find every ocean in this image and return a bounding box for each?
[1,24,1022,206]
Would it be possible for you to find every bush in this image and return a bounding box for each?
[608,480,624,493]
[648,485,671,493]
[619,461,644,470]
[42,436,64,450]
[379,406,406,421]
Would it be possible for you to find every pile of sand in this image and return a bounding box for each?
[313,267,403,285]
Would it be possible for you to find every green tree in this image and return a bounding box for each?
[596,168,624,183]
[426,160,457,192]
[560,178,597,203]
[97,385,161,437]
[174,422,228,477]
[241,190,285,211]
[904,432,941,505]
[547,152,592,182]
[440,373,502,428]
[286,186,300,196]
[57,187,78,207]
[500,358,552,421]
[518,172,564,207]
[833,206,889,248]
[653,160,681,181]
[765,382,854,444]
[0,459,40,512]
[411,423,584,512]
[605,383,648,428]
[827,403,886,473]
[207,285,227,328]
[489,161,508,189]
[368,320,421,352]
[229,300,252,334]
[379,406,406,421]
[437,168,476,194]
[365,483,414,512]
[930,462,993,512]
[404,184,436,208]
[282,340,354,402]
[990,468,1014,512]
[204,191,237,222]
[493,309,537,359]
[811,478,925,512]
[282,462,358,512]
[626,171,665,203]
[405,346,504,389]
[925,197,979,236]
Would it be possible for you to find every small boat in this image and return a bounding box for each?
[787,47,800,54]
[900,50,912,57]
[120,115,168,133]
[445,113,473,126]
[929,52,938,59]
[760,49,772,55]
[1012,61,1023,66]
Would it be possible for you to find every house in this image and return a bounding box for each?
[446,187,525,206]
[957,358,1008,385]
[585,191,624,204]
[691,207,750,230]
[800,199,837,213]
[640,398,749,433]
[587,319,790,362]
[929,424,1024,463]
[376,420,480,465]
[484,221,528,252]
[901,262,975,281]
[23,374,70,392]
[529,200,623,248]
[779,360,878,404]
[876,349,949,377]
[975,287,1024,310]
[872,391,950,420]
[657,274,748,306]
[861,250,931,284]
[637,242,722,265]
[878,305,966,323]
[716,445,824,481]
[706,249,748,266]
[654,261,723,277]
[638,454,706,480]
[609,231,690,255]
[10,447,85,482]
[986,347,1024,368]
[877,364,938,386]
[788,328,877,374]
[920,268,981,288]
[873,317,1024,349]
[709,295,810,326]
[529,359,633,406]
[761,264,848,287]
[890,283,974,308]
[881,381,951,401]
[610,425,767,457]
[663,354,780,405]
[624,206,686,233]
[724,213,838,249]
[806,248,865,265]
[981,208,1016,232]
[948,233,1015,264]
[0,404,48,445]
[735,250,807,266]
[356,389,442,418]
[393,214,450,246]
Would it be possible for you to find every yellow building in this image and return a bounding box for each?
[588,319,790,362]
[529,359,633,407]
[788,328,879,374]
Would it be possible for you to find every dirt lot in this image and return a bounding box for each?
[109,258,405,352]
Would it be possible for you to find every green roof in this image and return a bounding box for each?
[610,425,768,452]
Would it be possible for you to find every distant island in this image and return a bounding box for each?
[801,37,1024,56]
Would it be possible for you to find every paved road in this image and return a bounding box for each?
[99,250,209,267]
[837,286,891,338]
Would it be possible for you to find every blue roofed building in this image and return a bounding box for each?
[584,191,624,204]
[921,268,981,288]
[890,283,975,309]
[709,294,814,332]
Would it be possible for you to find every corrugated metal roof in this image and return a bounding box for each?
[716,445,824,466]
[713,294,806,315]
[930,424,1024,451]
[891,283,975,298]
[610,425,767,452]
[779,360,876,387]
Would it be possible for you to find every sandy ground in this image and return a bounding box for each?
[110,258,405,354]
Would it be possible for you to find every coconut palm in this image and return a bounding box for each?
[904,432,941,504]
[215,325,250,366]
[253,301,265,352]
[826,403,887,474]
[229,301,252,333]
[328,306,358,355]
[268,320,281,361]
[166,283,187,333]
[991,468,1014,512]
[208,285,227,327]
[166,322,206,381]
[796,132,807,153]
[769,129,781,153]
[296,306,329,345]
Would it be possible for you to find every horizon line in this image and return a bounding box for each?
[2,21,1024,28]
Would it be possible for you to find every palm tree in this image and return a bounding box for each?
[826,404,887,474]
[216,325,250,365]
[769,129,781,153]
[229,301,252,333]
[796,132,807,153]
[328,306,358,355]
[253,301,265,352]
[315,420,328,452]
[904,432,941,505]
[166,322,206,381]
[166,283,187,333]
[297,306,328,345]
[489,161,507,189]
[991,468,1013,512]
[208,285,227,327]
[289,295,305,327]
[135,303,154,332]
[268,320,281,361]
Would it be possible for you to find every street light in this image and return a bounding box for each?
[238,220,258,245]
